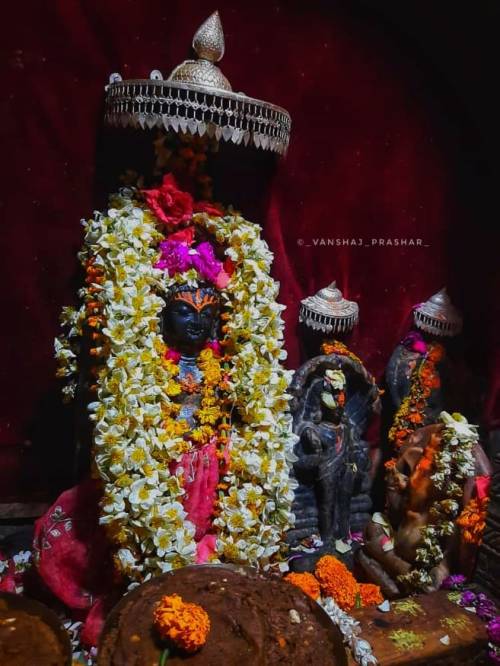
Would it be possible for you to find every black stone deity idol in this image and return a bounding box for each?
[162,284,220,356]
[161,285,221,434]
[288,282,379,571]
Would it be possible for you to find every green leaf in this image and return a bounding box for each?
[159,648,170,666]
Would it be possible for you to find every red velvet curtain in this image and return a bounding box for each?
[1,0,498,500]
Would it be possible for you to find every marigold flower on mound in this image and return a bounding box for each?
[153,593,210,653]
[359,583,383,607]
[315,555,359,611]
[284,572,321,600]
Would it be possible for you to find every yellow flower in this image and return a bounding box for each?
[197,406,222,425]
[166,380,182,397]
[203,366,222,384]
[162,402,181,417]
[116,474,132,487]
[198,348,215,363]
[130,448,147,464]
[110,448,125,464]
[163,419,189,438]
[190,426,215,444]
[163,359,180,376]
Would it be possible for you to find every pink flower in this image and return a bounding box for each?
[191,242,223,284]
[155,237,231,289]
[142,174,193,227]
[204,340,222,357]
[155,240,191,276]
[402,331,427,354]
[165,348,181,363]
[214,271,229,289]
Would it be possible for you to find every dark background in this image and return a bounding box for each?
[1,0,499,501]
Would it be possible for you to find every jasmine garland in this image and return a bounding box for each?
[55,187,298,582]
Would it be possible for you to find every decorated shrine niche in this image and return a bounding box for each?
[1,8,499,666]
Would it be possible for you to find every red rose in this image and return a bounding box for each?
[194,200,225,217]
[167,225,196,246]
[142,174,193,227]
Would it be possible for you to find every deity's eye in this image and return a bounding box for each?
[200,306,215,320]
[173,303,193,317]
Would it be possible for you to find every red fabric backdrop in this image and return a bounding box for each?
[1,1,499,500]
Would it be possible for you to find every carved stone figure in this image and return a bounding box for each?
[288,354,379,557]
[385,288,463,447]
[358,417,492,598]
[160,284,225,543]
[288,283,379,567]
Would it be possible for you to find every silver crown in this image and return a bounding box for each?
[104,12,291,155]
[413,288,462,337]
[299,281,359,334]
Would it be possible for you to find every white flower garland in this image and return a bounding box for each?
[319,596,378,665]
[56,189,297,581]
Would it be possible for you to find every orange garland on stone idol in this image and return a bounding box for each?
[153,593,210,653]
[457,496,490,545]
[388,342,444,451]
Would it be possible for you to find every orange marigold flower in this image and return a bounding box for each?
[315,555,359,611]
[457,496,489,545]
[153,594,210,653]
[427,344,444,363]
[87,315,103,328]
[430,376,441,390]
[359,583,383,606]
[284,572,321,600]
[384,458,397,470]
[321,341,336,355]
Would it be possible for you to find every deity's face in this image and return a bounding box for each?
[162,286,219,356]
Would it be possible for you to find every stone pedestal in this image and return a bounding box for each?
[348,591,488,665]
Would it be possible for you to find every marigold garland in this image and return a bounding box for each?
[321,340,364,366]
[153,594,210,653]
[388,342,444,450]
[284,572,321,600]
[321,339,378,387]
[457,496,489,545]
[54,186,298,581]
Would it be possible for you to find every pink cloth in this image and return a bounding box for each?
[173,439,224,542]
[476,475,491,500]
[33,479,114,610]
[32,441,226,644]
[32,479,117,646]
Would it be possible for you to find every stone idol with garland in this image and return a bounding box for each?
[385,287,465,450]
[350,290,496,665]
[287,282,381,571]
[2,12,373,666]
[359,288,493,598]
